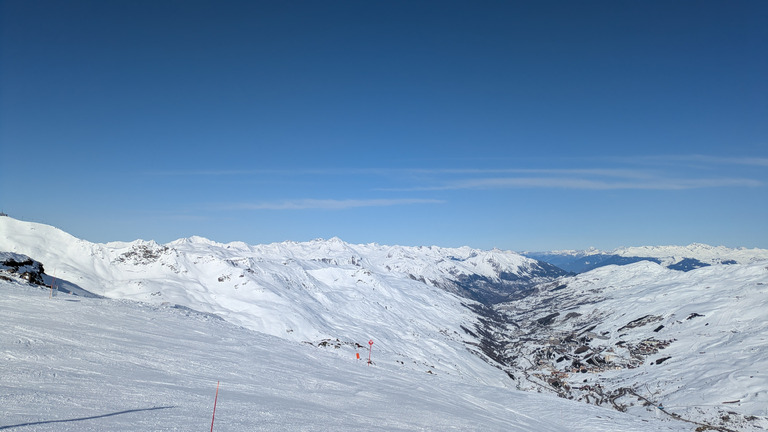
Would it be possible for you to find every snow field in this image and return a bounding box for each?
[0,280,688,431]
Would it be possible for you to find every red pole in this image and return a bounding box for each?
[210,381,220,432]
[368,339,373,365]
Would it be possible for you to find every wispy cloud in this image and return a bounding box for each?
[419,176,762,191]
[677,155,768,167]
[146,154,766,192]
[145,154,768,178]
[226,198,444,210]
[381,163,763,191]
[144,168,404,177]
[597,154,768,169]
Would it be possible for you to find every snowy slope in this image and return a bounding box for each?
[493,261,768,431]
[0,217,558,383]
[0,279,689,431]
[3,216,766,430]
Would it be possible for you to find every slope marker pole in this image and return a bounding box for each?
[50,271,57,299]
[368,339,373,365]
[210,381,220,432]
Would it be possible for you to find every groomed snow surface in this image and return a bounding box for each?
[0,280,688,431]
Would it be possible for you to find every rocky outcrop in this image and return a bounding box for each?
[0,252,45,285]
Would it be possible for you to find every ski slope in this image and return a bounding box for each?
[0,278,688,431]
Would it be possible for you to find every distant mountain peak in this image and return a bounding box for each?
[524,242,768,274]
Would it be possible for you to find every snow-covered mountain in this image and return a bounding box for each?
[614,243,768,266]
[524,243,768,273]
[2,216,767,431]
[486,261,768,431]
[0,216,561,383]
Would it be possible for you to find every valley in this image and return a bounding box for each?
[2,216,767,431]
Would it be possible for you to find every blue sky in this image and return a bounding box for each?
[1,0,766,251]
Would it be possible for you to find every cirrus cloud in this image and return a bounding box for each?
[226,198,444,210]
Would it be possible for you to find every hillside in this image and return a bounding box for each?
[0,216,562,383]
[2,216,767,430]
[1,277,688,431]
[488,261,768,431]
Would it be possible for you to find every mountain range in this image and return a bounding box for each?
[522,243,766,273]
[1,215,767,431]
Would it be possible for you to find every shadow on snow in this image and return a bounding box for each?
[0,406,176,430]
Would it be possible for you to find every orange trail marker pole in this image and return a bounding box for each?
[210,381,220,432]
